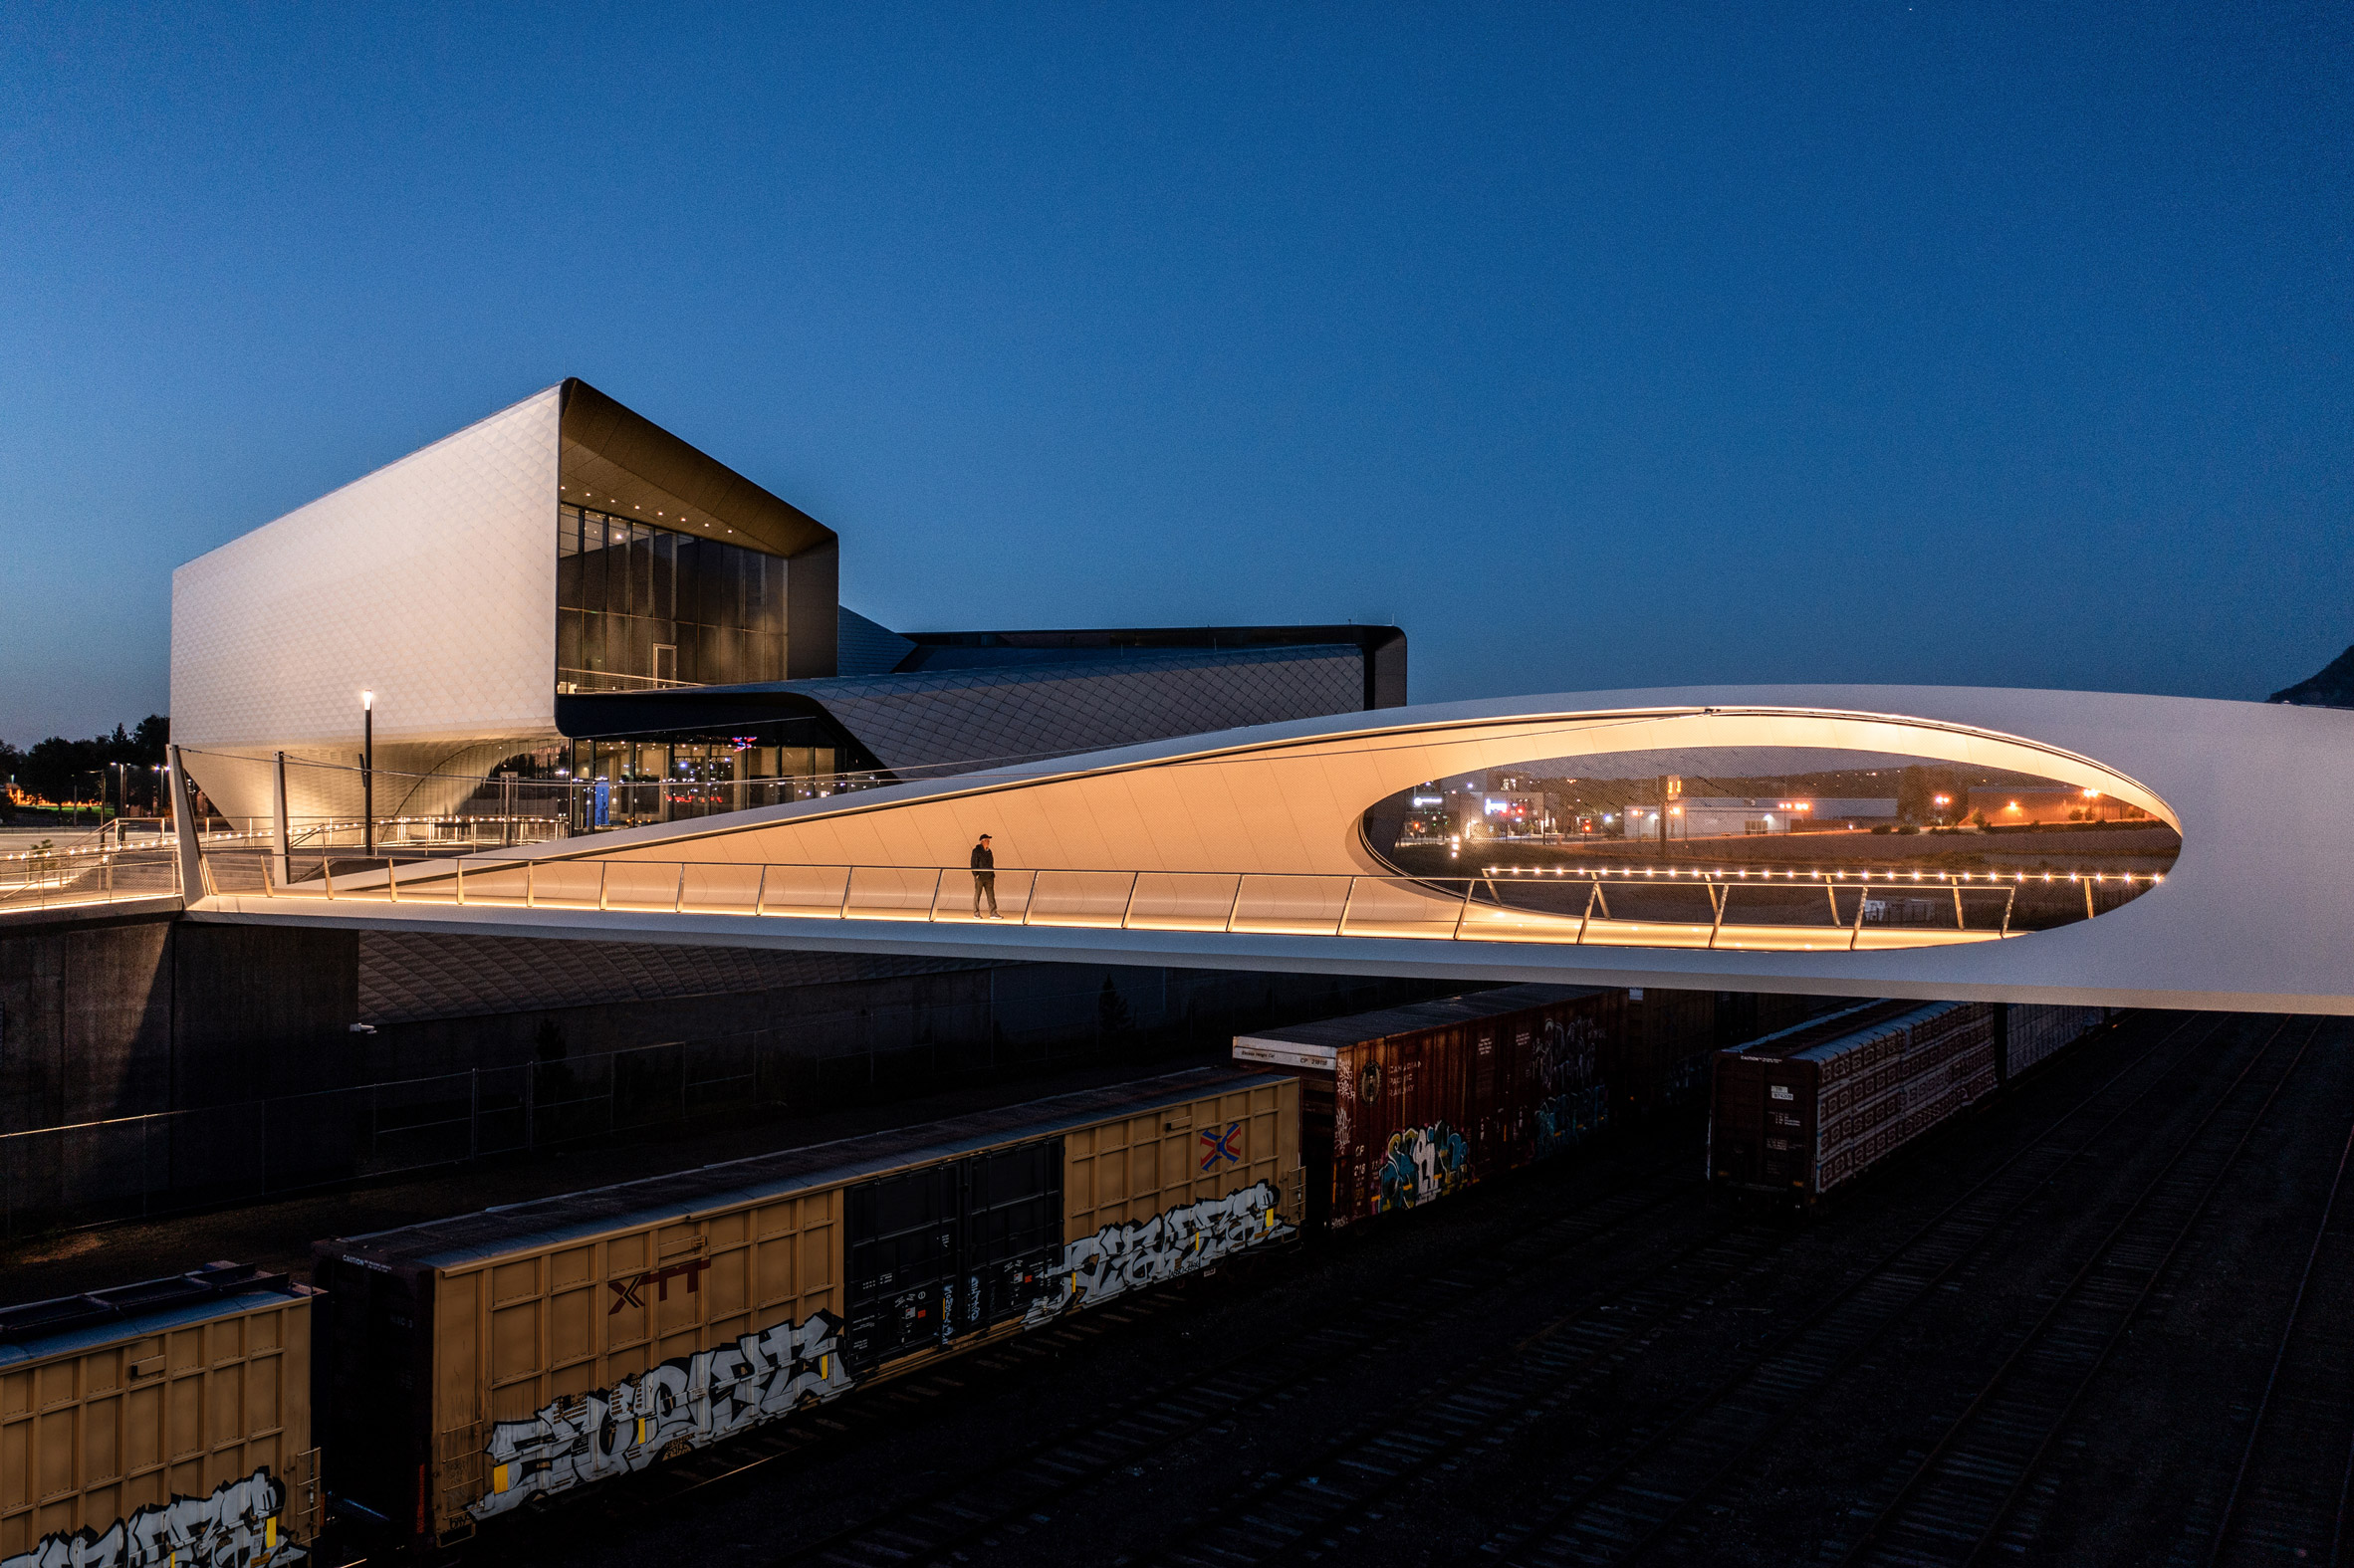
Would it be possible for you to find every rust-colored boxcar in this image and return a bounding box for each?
[1610,988,1720,1115]
[312,1067,1299,1552]
[1233,985,1623,1230]
[1708,1000,1997,1202]
[0,1262,319,1567]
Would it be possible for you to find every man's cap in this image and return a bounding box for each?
[978,833,992,839]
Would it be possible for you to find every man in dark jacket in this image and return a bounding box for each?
[971,833,998,918]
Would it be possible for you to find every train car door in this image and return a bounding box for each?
[311,1254,435,1546]
[1711,1053,1765,1184]
[843,1137,1063,1371]
[961,1138,1064,1331]
[843,1163,961,1370]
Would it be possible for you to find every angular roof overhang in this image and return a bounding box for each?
[557,379,833,559]
[554,685,846,741]
[558,378,839,679]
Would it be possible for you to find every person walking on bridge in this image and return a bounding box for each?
[971,833,999,918]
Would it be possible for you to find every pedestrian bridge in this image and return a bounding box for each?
[46,684,2354,1014]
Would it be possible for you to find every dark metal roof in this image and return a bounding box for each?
[552,641,1375,772]
[0,1262,307,1365]
[898,624,1406,710]
[1721,1000,1947,1062]
[1237,984,1608,1052]
[320,1065,1287,1274]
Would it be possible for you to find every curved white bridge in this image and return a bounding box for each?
[186,684,2354,1015]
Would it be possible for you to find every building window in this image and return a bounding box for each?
[555,504,788,692]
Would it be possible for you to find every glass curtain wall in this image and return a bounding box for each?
[566,738,857,829]
[556,504,789,692]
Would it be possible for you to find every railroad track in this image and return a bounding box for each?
[1441,1008,2250,1568]
[1825,1013,2320,1568]
[505,1282,1193,1545]
[494,1124,1705,1564]
[1146,1221,1789,1567]
[769,1148,1712,1567]
[468,1092,1704,1553]
[2200,1020,2354,1568]
[791,1017,2177,1568]
[1130,1010,2207,1568]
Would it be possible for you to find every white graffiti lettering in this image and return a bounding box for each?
[469,1309,852,1520]
[1,1467,293,1568]
[1023,1181,1295,1326]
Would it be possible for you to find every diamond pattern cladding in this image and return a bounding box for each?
[357,932,989,1023]
[794,644,1368,773]
[172,386,563,748]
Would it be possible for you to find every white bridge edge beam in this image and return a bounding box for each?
[185,684,2354,1015]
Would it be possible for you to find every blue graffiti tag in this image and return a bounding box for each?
[1374,1121,1472,1213]
[1534,1083,1610,1158]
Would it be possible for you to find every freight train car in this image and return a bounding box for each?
[1998,1003,2110,1083]
[1232,985,1624,1230]
[1619,987,1721,1114]
[0,1262,320,1568]
[311,1066,1299,1555]
[1708,1001,1999,1202]
[1714,991,1843,1053]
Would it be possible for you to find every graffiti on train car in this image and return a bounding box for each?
[468,1309,852,1521]
[1530,1013,1608,1159]
[1023,1181,1295,1325]
[1,1465,293,1568]
[1374,1121,1471,1213]
[1534,1082,1609,1157]
[1537,1015,1600,1101]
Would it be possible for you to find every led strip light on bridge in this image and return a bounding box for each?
[197,854,2119,954]
[1485,863,2166,887]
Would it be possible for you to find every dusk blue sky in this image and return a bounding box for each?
[2,5,2347,743]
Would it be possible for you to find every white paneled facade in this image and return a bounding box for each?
[163,378,1391,830]
[172,386,563,755]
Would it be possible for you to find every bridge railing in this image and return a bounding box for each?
[195,851,2166,950]
[0,839,181,914]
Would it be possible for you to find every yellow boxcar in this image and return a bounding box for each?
[0,1262,319,1566]
[313,1066,1301,1551]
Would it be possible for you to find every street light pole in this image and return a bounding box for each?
[361,690,375,859]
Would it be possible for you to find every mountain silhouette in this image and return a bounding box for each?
[2270,644,2354,709]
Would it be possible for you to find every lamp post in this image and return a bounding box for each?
[361,690,374,859]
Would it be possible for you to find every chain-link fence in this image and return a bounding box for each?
[0,958,1442,1238]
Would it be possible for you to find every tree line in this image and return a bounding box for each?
[1,716,171,813]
